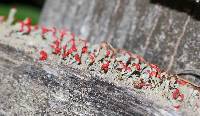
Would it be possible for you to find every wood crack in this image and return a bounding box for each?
[142,6,162,56]
[167,16,190,71]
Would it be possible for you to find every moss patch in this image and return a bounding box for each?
[0,4,40,24]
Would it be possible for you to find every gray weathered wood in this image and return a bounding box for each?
[40,0,200,74]
[0,42,177,116]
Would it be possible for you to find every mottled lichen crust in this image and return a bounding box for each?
[0,8,200,114]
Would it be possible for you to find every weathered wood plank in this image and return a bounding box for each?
[40,0,200,74]
[0,40,172,116]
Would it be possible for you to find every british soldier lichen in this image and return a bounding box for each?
[1,8,200,112]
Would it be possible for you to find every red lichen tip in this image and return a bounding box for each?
[172,88,184,101]
[133,63,141,71]
[82,46,88,53]
[101,61,110,73]
[173,105,181,110]
[74,54,81,64]
[172,89,180,99]
[24,17,32,25]
[177,79,188,86]
[39,50,48,61]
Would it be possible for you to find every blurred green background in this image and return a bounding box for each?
[0,0,45,24]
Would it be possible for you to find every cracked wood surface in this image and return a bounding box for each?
[166,16,191,71]
[40,0,200,76]
[0,40,177,115]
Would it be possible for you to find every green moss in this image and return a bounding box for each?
[0,4,40,24]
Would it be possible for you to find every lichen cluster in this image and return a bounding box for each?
[1,8,200,113]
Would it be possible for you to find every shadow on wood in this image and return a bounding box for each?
[150,0,200,20]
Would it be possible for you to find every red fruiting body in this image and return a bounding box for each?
[174,105,180,109]
[150,71,157,77]
[67,44,77,55]
[177,79,188,86]
[26,26,31,33]
[126,66,131,72]
[106,50,111,57]
[89,53,95,63]
[172,89,180,100]
[71,44,77,52]
[41,26,50,35]
[172,89,179,99]
[24,17,31,25]
[60,30,66,39]
[101,61,110,73]
[53,47,61,55]
[156,74,161,78]
[54,39,60,47]
[18,20,31,33]
[150,64,160,72]
[69,38,75,45]
[74,54,81,64]
[68,39,77,52]
[68,49,73,54]
[179,94,184,101]
[19,21,24,32]
[39,50,48,61]
[62,45,67,53]
[62,51,69,59]
[172,89,185,101]
[133,63,140,71]
[82,46,88,53]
